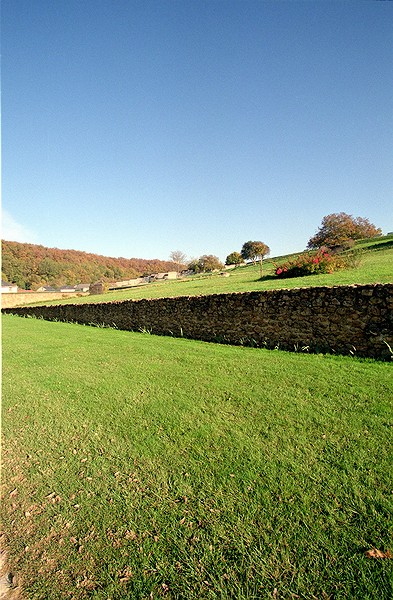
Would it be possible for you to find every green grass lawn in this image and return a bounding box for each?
[2,314,392,599]
[26,239,393,306]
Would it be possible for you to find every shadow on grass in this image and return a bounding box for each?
[365,239,393,251]
[256,274,282,282]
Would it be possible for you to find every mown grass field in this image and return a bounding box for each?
[2,315,392,599]
[25,236,393,306]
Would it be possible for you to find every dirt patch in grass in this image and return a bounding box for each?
[0,541,22,600]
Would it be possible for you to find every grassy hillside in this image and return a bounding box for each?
[2,314,392,599]
[26,235,393,306]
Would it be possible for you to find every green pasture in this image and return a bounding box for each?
[26,236,393,306]
[2,314,392,599]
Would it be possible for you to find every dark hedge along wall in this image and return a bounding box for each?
[3,284,393,360]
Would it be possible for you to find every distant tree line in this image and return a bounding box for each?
[182,241,271,276]
[1,241,178,290]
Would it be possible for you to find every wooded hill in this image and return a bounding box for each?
[1,240,177,290]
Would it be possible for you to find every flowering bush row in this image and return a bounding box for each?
[274,249,345,278]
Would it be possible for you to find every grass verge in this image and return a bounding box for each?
[1,314,393,598]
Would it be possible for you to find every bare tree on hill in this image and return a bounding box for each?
[169,250,187,274]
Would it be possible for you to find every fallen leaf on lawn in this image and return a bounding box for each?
[179,517,186,525]
[77,576,97,590]
[125,530,138,540]
[365,548,392,559]
[9,488,18,497]
[119,567,133,583]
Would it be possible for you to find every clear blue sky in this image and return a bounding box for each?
[2,0,392,262]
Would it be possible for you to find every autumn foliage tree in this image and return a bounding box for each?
[198,255,224,272]
[307,213,381,249]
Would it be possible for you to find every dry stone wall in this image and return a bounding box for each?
[1,291,84,309]
[2,284,393,360]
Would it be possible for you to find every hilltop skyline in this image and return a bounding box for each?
[2,0,392,262]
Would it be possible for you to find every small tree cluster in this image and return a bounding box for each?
[226,241,270,277]
[188,255,223,273]
[307,213,381,249]
[242,241,270,277]
[225,252,243,266]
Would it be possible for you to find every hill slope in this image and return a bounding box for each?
[1,240,176,290]
[20,235,393,306]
